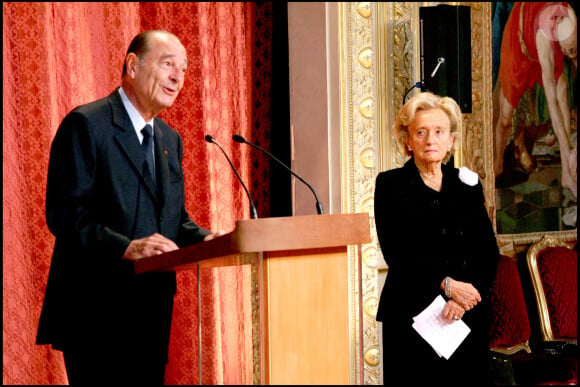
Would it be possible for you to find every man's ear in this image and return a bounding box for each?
[126,53,139,77]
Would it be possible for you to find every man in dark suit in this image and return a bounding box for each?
[36,30,223,385]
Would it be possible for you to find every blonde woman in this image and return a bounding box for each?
[374,92,499,385]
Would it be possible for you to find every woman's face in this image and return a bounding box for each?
[407,108,455,164]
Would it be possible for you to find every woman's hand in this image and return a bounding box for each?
[442,299,466,322]
[446,278,481,311]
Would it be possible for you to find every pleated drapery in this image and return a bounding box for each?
[3,2,272,384]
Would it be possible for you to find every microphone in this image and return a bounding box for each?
[232,134,324,215]
[205,134,258,219]
[430,57,445,78]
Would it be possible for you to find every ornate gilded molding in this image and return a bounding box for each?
[339,2,380,384]
[468,2,495,225]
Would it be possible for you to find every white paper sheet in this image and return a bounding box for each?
[412,295,471,360]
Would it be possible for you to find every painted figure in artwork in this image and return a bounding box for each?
[493,2,577,229]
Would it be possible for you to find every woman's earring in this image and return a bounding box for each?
[407,146,412,152]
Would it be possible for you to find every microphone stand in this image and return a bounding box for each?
[205,135,258,219]
[233,134,324,215]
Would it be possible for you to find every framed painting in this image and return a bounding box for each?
[491,2,577,236]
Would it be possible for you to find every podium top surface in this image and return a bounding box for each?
[134,213,370,273]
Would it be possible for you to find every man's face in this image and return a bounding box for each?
[133,33,188,116]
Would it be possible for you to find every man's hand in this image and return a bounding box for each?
[203,230,227,242]
[123,233,179,261]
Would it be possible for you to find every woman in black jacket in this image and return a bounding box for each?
[374,92,499,386]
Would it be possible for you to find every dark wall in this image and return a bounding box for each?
[269,1,292,217]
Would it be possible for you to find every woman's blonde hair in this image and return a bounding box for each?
[394,91,462,162]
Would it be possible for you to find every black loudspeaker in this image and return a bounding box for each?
[420,5,472,113]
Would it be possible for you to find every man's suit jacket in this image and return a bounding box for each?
[37,88,210,356]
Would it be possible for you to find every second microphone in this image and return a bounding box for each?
[233,134,324,215]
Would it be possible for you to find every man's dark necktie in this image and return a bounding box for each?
[141,124,156,188]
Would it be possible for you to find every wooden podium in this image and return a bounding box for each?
[135,213,371,384]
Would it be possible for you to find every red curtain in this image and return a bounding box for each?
[3,2,272,384]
